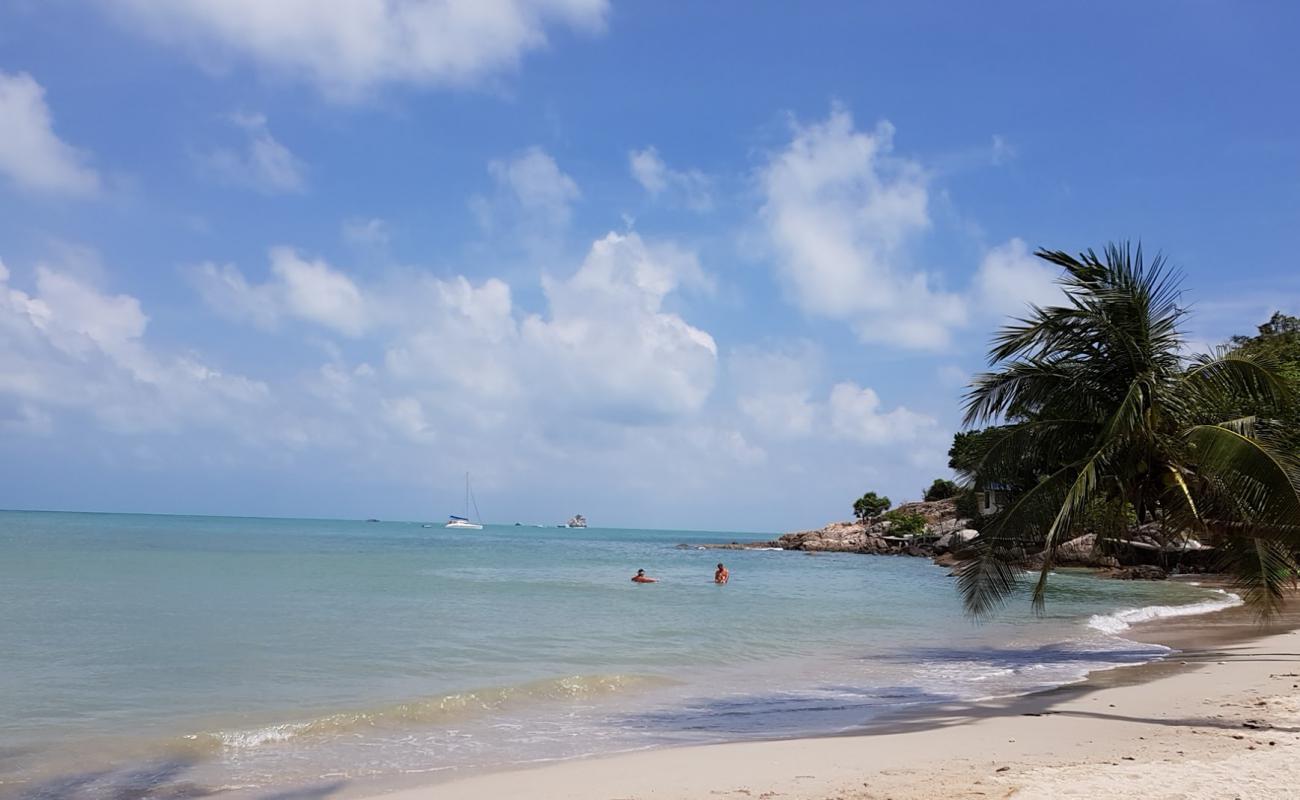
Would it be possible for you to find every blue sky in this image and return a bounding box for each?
[1,2,1298,531]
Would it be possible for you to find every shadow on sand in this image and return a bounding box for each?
[3,755,347,800]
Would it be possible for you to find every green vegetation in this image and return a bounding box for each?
[1230,312,1300,454]
[956,243,1300,617]
[852,492,891,522]
[923,478,960,501]
[883,509,927,536]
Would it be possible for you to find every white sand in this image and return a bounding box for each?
[361,627,1300,800]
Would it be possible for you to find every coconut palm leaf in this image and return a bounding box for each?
[1215,536,1297,619]
[1185,425,1300,534]
[956,240,1300,617]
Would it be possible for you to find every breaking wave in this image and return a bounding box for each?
[1087,589,1243,635]
[186,673,675,751]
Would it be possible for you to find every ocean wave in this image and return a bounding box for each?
[1087,590,1243,635]
[190,673,676,751]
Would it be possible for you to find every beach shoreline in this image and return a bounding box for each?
[348,584,1300,800]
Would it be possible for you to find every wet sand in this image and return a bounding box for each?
[359,581,1300,800]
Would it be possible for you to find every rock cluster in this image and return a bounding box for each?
[730,498,978,558]
[700,497,1202,580]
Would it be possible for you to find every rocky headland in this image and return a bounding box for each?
[699,497,1217,579]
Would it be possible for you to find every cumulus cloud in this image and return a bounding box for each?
[759,107,967,349]
[972,237,1065,318]
[730,343,821,439]
[342,217,391,247]
[759,108,1072,349]
[522,232,717,420]
[0,71,100,196]
[201,112,306,194]
[629,146,713,212]
[271,248,368,335]
[478,146,580,230]
[729,343,934,451]
[107,0,610,100]
[193,247,367,336]
[828,381,937,445]
[0,255,268,435]
[192,230,716,422]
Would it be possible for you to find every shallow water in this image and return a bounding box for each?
[0,511,1231,797]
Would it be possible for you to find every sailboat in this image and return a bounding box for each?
[445,472,484,530]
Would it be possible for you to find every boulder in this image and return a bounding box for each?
[933,528,979,553]
[1100,564,1168,580]
[1055,534,1098,566]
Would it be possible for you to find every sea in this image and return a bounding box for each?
[0,510,1241,798]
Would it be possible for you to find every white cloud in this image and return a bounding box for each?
[192,247,368,336]
[522,232,717,419]
[729,344,936,452]
[0,71,100,196]
[270,247,367,336]
[381,273,521,400]
[192,230,716,422]
[730,344,820,439]
[108,0,610,101]
[629,146,713,212]
[990,134,1015,166]
[190,261,281,330]
[0,255,268,435]
[935,363,969,388]
[342,217,391,247]
[828,381,937,445]
[972,237,1064,318]
[482,146,580,229]
[759,107,967,349]
[201,112,306,194]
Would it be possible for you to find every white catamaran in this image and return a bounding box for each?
[445,473,484,530]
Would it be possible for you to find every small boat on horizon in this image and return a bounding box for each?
[445,473,484,530]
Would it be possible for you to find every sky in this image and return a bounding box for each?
[1,2,1299,532]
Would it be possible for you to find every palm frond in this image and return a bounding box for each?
[1030,446,1113,609]
[1182,352,1289,411]
[1215,536,1297,619]
[1185,424,1300,537]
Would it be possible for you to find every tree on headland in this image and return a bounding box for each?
[923,478,960,501]
[1230,312,1300,455]
[956,243,1300,617]
[853,492,891,523]
[883,508,927,535]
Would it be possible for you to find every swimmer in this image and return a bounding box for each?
[714,563,729,584]
[631,569,658,583]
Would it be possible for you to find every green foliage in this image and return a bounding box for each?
[923,478,960,501]
[948,429,1000,475]
[954,489,981,522]
[955,242,1300,618]
[883,509,927,535]
[1230,311,1300,454]
[853,492,891,522]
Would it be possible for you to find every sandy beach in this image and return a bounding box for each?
[360,599,1300,800]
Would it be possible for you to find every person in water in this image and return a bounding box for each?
[714,563,729,584]
[631,569,657,583]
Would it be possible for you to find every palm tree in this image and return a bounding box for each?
[957,243,1300,617]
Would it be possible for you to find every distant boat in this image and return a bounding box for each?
[445,473,484,530]
[565,514,587,529]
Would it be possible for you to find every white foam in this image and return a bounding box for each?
[217,722,311,748]
[1087,590,1243,635]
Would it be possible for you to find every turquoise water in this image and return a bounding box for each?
[0,511,1231,797]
